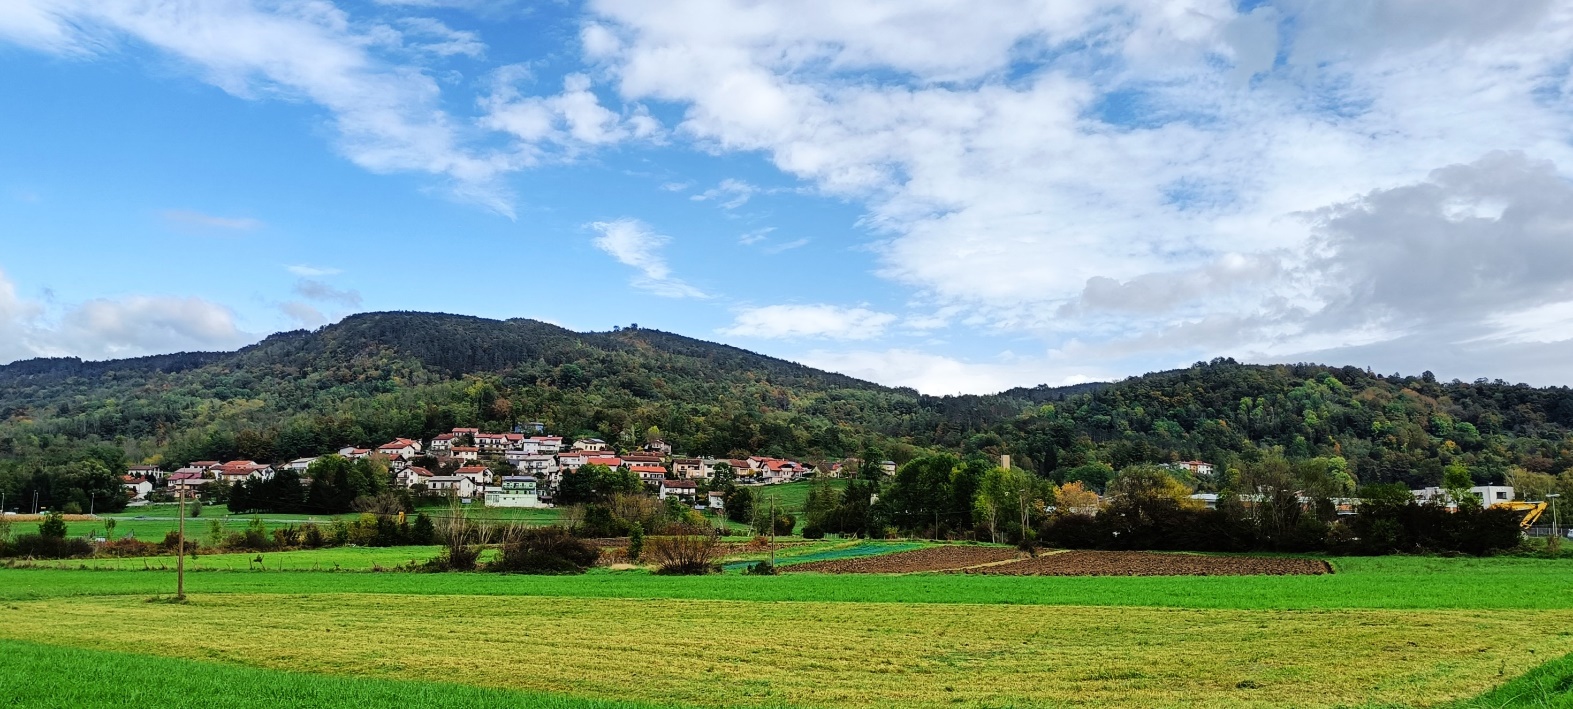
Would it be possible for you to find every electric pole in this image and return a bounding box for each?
[176,488,186,601]
[769,496,776,566]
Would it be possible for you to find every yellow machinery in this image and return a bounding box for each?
[1500,501,1549,530]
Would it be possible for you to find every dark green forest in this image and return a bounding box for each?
[3,311,1572,512]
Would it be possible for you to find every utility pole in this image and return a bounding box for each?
[176,488,186,601]
[1549,494,1561,544]
[33,491,39,515]
[769,496,776,566]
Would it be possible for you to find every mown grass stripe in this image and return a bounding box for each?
[0,639,695,709]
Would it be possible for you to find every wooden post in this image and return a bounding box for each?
[176,490,186,600]
[769,496,776,566]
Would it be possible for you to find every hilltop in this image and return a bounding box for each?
[2,311,1572,509]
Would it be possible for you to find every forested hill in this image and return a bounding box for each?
[3,312,1573,507]
[0,312,1075,475]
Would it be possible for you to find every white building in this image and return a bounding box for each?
[484,476,547,508]
[426,476,477,499]
[1413,485,1516,507]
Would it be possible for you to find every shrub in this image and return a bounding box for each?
[160,530,184,550]
[38,511,68,539]
[800,524,825,540]
[410,514,435,545]
[649,524,722,575]
[427,544,481,572]
[188,501,202,518]
[98,538,161,558]
[743,560,779,576]
[489,527,600,574]
[753,512,795,536]
[628,522,644,562]
[2,534,93,559]
[301,524,326,549]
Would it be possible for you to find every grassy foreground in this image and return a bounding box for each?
[0,640,675,709]
[4,592,1572,708]
[4,555,1572,609]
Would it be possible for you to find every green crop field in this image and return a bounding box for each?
[2,551,1572,708]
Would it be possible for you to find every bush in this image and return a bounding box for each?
[301,524,326,549]
[2,534,93,559]
[628,522,644,562]
[800,524,825,540]
[160,530,185,550]
[38,511,68,539]
[188,501,203,518]
[753,512,795,536]
[649,524,722,575]
[489,527,600,574]
[410,514,435,545]
[97,538,161,558]
[743,560,779,576]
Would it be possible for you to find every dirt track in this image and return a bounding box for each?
[785,545,1023,573]
[966,550,1331,576]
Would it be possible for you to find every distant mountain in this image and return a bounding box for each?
[3,312,1570,499]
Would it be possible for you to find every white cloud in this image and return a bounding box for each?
[762,237,809,254]
[738,227,773,245]
[721,304,896,340]
[160,209,262,232]
[293,279,362,307]
[0,267,251,362]
[587,218,705,298]
[587,0,1573,385]
[802,348,1108,395]
[480,70,661,153]
[285,264,342,277]
[278,300,327,328]
[398,17,485,59]
[691,179,759,209]
[4,0,523,215]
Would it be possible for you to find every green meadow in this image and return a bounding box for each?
[1,549,1571,708]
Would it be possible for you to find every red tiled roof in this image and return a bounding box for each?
[629,465,667,473]
[406,467,434,477]
[456,466,491,473]
[662,480,697,489]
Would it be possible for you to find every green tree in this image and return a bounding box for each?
[38,510,67,539]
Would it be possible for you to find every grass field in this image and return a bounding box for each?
[2,550,1571,708]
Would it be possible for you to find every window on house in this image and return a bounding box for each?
[1496,492,1507,499]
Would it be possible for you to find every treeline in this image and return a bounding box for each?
[786,452,1525,556]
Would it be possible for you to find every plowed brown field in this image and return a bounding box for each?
[966,550,1331,576]
[785,545,1022,573]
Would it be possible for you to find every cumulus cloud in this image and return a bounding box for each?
[161,209,263,232]
[0,1,540,216]
[0,267,251,363]
[480,69,661,154]
[721,304,896,340]
[587,218,705,298]
[586,0,1573,386]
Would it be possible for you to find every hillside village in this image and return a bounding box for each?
[116,426,893,510]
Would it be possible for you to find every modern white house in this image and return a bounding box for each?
[426,475,477,499]
[1413,485,1516,507]
[286,457,317,472]
[659,479,698,501]
[484,476,547,508]
[121,476,154,501]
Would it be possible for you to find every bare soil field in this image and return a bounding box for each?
[785,544,1022,573]
[966,550,1331,576]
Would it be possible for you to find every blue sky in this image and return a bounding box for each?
[4,1,1573,394]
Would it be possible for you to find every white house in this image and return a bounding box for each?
[126,465,163,481]
[426,475,477,499]
[631,465,668,486]
[659,479,698,501]
[484,476,547,508]
[451,446,480,462]
[428,433,455,453]
[557,452,590,469]
[1413,485,1516,507]
[395,466,434,488]
[214,461,274,485]
[286,457,317,472]
[572,438,609,452]
[1171,460,1216,478]
[378,438,422,458]
[706,490,725,509]
[476,433,508,452]
[530,436,563,454]
[120,476,154,501]
[455,465,494,485]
